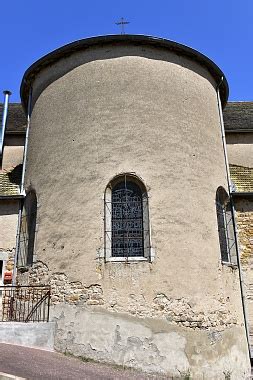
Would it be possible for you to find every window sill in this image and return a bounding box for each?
[17,266,30,273]
[221,261,238,269]
[106,256,150,263]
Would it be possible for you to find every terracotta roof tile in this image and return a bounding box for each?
[230,164,253,192]
[0,165,22,196]
[224,102,253,132]
[0,103,26,134]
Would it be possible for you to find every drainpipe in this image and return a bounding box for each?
[216,78,251,359]
[12,204,22,286]
[0,90,12,158]
[12,86,33,285]
[20,86,32,194]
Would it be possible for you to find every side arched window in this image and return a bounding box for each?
[105,174,150,261]
[18,190,37,267]
[216,187,237,264]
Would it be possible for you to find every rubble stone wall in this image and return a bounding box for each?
[17,261,240,331]
[235,199,253,345]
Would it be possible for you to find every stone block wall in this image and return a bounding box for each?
[237,211,253,266]
[234,198,253,346]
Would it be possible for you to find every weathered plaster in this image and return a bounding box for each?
[226,132,253,167]
[0,201,19,250]
[17,261,241,331]
[2,135,25,170]
[51,304,250,379]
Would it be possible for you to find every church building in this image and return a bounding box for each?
[0,34,253,379]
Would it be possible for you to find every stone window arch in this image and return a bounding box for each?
[216,186,237,264]
[18,190,37,267]
[104,174,151,261]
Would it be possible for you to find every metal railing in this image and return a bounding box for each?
[0,285,50,322]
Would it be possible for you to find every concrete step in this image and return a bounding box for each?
[0,322,55,351]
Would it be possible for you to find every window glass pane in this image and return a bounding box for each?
[18,191,37,266]
[216,187,237,264]
[111,180,144,257]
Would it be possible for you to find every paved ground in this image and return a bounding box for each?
[0,343,169,380]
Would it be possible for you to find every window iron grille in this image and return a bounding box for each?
[105,175,151,260]
[18,191,37,267]
[216,187,237,264]
[112,181,144,257]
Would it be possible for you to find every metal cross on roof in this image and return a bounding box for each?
[115,17,130,34]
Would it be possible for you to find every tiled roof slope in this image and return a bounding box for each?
[230,164,253,192]
[0,165,22,196]
[0,103,26,134]
[224,102,253,132]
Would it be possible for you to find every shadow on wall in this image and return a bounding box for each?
[235,198,253,213]
[226,133,253,145]
[0,200,19,216]
[7,164,23,185]
[0,164,22,216]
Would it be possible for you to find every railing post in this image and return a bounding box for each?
[47,290,50,322]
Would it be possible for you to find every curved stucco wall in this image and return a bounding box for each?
[22,44,250,378]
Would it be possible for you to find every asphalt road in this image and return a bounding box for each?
[0,344,169,380]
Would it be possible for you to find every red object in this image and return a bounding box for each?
[3,271,12,284]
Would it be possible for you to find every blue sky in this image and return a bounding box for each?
[1,0,252,102]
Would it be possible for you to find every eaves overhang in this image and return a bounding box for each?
[225,130,253,133]
[0,194,24,200]
[20,34,229,112]
[231,192,253,199]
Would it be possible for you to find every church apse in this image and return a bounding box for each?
[16,35,250,379]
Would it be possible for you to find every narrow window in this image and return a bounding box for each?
[216,187,237,264]
[18,190,37,267]
[105,174,150,261]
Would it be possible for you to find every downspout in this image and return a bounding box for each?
[12,86,33,285]
[21,86,33,194]
[12,204,22,286]
[0,90,12,158]
[216,78,251,359]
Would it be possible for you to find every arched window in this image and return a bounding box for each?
[216,187,237,264]
[105,174,151,261]
[18,190,37,267]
